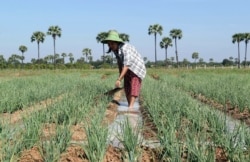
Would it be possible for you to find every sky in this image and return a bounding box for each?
[0,0,249,63]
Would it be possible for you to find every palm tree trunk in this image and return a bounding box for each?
[165,47,168,68]
[238,42,241,69]
[37,42,40,61]
[102,43,105,63]
[53,38,56,68]
[154,34,157,67]
[22,52,23,69]
[244,42,248,68]
[175,39,179,68]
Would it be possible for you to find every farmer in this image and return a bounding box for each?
[102,30,146,110]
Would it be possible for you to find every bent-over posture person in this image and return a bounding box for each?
[102,30,146,110]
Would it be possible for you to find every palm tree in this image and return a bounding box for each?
[46,55,54,63]
[160,37,172,68]
[170,29,182,68]
[47,25,62,66]
[44,56,49,63]
[232,33,244,68]
[61,52,67,64]
[119,33,130,42]
[31,31,46,61]
[192,52,199,68]
[148,24,163,66]
[96,32,108,63]
[82,48,91,63]
[54,53,60,63]
[68,53,74,63]
[19,45,27,67]
[192,52,199,67]
[243,33,250,67]
[198,58,204,65]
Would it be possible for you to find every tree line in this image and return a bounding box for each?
[0,24,249,69]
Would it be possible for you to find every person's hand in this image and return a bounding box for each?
[115,79,121,87]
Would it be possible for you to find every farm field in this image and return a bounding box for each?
[0,69,249,161]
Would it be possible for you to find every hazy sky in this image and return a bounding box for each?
[1,0,249,63]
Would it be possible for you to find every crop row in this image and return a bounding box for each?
[0,71,113,161]
[141,73,250,161]
[164,70,250,112]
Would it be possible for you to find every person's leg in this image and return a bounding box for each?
[128,72,141,109]
[124,73,131,106]
[128,95,136,108]
[124,70,142,109]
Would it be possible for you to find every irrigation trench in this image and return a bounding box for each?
[107,94,160,149]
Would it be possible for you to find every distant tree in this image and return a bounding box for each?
[198,58,204,65]
[229,56,234,62]
[19,45,27,66]
[234,58,238,65]
[104,55,112,64]
[119,33,130,42]
[88,56,93,63]
[54,53,60,63]
[192,52,199,68]
[232,33,244,68]
[68,53,74,63]
[31,58,36,64]
[82,48,91,63]
[148,24,163,66]
[0,55,6,69]
[31,31,46,61]
[182,58,189,67]
[243,33,250,68]
[209,58,214,66]
[8,54,22,67]
[170,29,182,68]
[222,59,233,66]
[61,52,67,63]
[160,37,172,68]
[96,32,108,63]
[47,25,62,66]
[44,56,49,63]
[76,57,85,64]
[170,56,175,66]
[47,55,54,63]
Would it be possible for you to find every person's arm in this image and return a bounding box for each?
[115,65,129,87]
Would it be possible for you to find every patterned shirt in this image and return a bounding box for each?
[117,43,146,79]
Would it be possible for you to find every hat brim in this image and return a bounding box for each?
[101,39,123,44]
